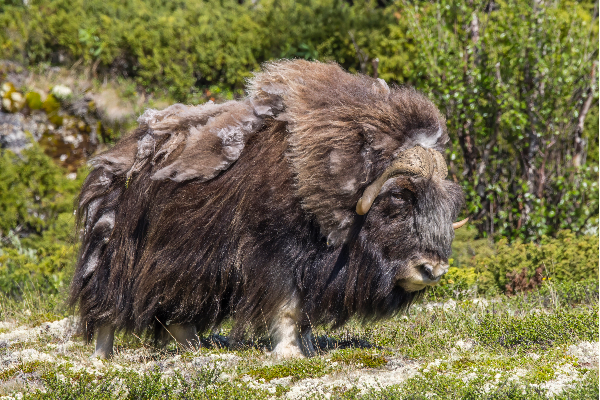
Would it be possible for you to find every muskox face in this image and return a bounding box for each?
[358,174,464,293]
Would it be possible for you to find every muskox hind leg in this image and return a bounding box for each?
[270,295,315,358]
[167,323,201,350]
[91,324,115,359]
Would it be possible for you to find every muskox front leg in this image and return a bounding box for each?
[91,324,115,359]
[270,295,314,358]
[168,323,201,350]
[300,327,317,357]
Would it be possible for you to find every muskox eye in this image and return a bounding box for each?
[390,188,413,203]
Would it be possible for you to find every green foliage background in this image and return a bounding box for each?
[0,143,85,296]
[0,0,598,297]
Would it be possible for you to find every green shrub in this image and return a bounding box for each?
[397,0,599,241]
[0,144,85,297]
[431,229,598,297]
[0,142,84,236]
[475,231,599,293]
[0,223,76,296]
[0,0,390,102]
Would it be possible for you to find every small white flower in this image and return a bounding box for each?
[51,85,72,99]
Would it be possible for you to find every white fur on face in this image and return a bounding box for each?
[414,125,443,149]
[397,258,449,292]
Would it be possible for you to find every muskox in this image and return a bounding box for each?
[70,60,466,359]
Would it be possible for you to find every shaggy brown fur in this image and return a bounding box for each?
[69,60,464,343]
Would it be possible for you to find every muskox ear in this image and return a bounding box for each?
[92,95,284,183]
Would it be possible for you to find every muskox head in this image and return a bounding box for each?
[355,146,465,292]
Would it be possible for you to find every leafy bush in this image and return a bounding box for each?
[0,0,389,102]
[0,230,76,296]
[475,231,599,294]
[0,143,85,296]
[0,142,84,235]
[396,0,599,240]
[432,228,599,297]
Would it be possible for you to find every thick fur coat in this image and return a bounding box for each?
[70,60,464,343]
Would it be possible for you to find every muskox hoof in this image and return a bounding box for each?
[271,342,305,359]
[168,323,201,350]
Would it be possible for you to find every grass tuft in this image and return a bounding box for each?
[244,358,332,383]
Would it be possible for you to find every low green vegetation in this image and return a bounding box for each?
[475,307,598,349]
[21,365,269,400]
[353,370,599,400]
[245,358,332,383]
[329,349,388,369]
[0,281,596,399]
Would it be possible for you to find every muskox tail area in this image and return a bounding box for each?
[68,127,153,342]
[68,164,123,342]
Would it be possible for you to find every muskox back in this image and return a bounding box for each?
[70,60,464,357]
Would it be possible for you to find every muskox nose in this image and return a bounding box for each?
[421,263,448,281]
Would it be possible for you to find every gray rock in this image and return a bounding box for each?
[0,112,30,152]
[0,111,49,152]
[22,111,50,142]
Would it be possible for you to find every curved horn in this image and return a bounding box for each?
[356,146,447,215]
[452,217,469,230]
[430,149,448,180]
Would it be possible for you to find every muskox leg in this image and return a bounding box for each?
[300,327,317,357]
[270,295,307,358]
[91,324,115,359]
[168,323,201,350]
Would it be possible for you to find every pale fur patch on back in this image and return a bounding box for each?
[94,210,115,231]
[93,93,285,183]
[83,246,101,278]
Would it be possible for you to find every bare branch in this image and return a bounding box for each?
[573,60,598,167]
[372,58,379,79]
[348,31,369,74]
